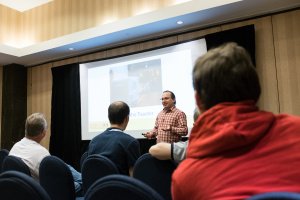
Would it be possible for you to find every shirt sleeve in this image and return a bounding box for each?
[172,141,188,163]
[171,111,188,136]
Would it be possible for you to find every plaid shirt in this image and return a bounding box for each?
[151,106,188,143]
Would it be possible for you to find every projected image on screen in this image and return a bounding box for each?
[80,38,207,140]
[110,59,162,108]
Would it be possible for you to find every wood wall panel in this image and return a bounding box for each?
[221,17,279,114]
[0,5,21,46]
[1,0,181,46]
[139,36,178,51]
[272,9,300,115]
[177,26,222,42]
[52,57,79,67]
[107,44,140,57]
[78,51,107,63]
[29,63,53,149]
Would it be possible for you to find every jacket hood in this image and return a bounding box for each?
[187,100,275,158]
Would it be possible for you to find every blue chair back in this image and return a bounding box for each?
[2,155,31,176]
[246,191,300,200]
[39,155,76,200]
[0,170,51,200]
[0,149,9,173]
[80,151,88,171]
[85,174,164,200]
[133,153,177,200]
[82,154,119,194]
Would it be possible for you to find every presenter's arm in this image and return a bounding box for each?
[144,115,159,139]
[149,142,171,160]
[171,112,188,136]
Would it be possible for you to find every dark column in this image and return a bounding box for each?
[1,64,27,150]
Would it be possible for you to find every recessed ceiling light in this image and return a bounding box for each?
[69,48,74,51]
[177,21,183,25]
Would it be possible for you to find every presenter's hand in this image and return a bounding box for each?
[162,125,171,131]
[144,132,156,139]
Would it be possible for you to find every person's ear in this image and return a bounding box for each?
[195,90,205,113]
[40,129,46,139]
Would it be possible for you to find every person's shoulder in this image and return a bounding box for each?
[275,113,300,125]
[173,107,186,115]
[120,132,138,141]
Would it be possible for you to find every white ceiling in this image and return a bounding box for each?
[0,0,299,67]
[0,0,53,12]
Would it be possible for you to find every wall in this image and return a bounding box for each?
[0,0,188,47]
[17,8,300,150]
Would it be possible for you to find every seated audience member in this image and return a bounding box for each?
[9,113,83,196]
[172,43,300,200]
[149,107,200,163]
[87,101,140,177]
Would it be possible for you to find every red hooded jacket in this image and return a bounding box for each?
[172,100,300,200]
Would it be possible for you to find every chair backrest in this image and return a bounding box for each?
[133,153,177,200]
[85,174,164,200]
[0,149,9,173]
[39,155,76,200]
[82,154,119,194]
[0,170,51,200]
[80,151,88,171]
[2,155,31,176]
[246,191,300,200]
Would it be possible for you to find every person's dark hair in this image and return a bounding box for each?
[193,42,261,111]
[163,90,176,105]
[108,101,130,124]
[25,113,47,137]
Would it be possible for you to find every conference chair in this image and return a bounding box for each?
[80,151,88,171]
[133,153,177,200]
[246,191,300,199]
[0,149,9,173]
[39,155,84,200]
[85,174,164,200]
[82,154,119,195]
[2,155,31,176]
[0,170,51,200]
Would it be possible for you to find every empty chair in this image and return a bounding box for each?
[2,155,31,176]
[0,170,51,200]
[0,149,9,173]
[85,174,164,200]
[80,151,88,171]
[39,155,84,200]
[246,191,300,200]
[82,154,119,194]
[133,153,177,200]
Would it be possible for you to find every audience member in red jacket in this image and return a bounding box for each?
[171,42,300,200]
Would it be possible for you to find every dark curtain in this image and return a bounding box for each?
[205,24,256,66]
[50,63,82,170]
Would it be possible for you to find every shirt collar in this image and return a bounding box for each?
[163,105,176,112]
[106,127,123,132]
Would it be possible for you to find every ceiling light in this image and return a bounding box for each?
[177,21,183,25]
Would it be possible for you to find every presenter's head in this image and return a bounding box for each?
[25,113,47,143]
[193,42,261,113]
[108,101,130,130]
[161,90,176,110]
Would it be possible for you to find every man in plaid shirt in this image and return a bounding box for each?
[144,90,188,143]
